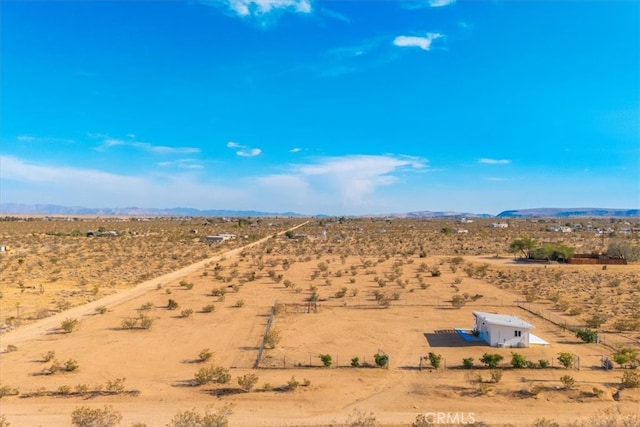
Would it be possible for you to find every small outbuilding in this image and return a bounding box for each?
[472,311,534,348]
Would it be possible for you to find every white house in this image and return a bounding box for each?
[491,222,509,229]
[472,311,534,348]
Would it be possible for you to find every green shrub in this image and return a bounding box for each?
[480,353,504,368]
[510,352,527,369]
[168,405,233,427]
[351,357,360,367]
[198,348,213,363]
[538,359,550,368]
[576,329,598,343]
[462,358,474,369]
[319,354,332,367]
[167,299,179,310]
[426,352,442,369]
[621,370,640,388]
[557,352,575,369]
[560,375,575,389]
[373,353,388,368]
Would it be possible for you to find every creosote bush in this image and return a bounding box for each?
[70,405,122,427]
[237,373,259,392]
[60,318,79,333]
[168,405,233,427]
[194,365,231,386]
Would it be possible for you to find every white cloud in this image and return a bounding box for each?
[227,141,262,157]
[95,135,200,154]
[393,33,443,51]
[212,0,312,18]
[257,154,426,207]
[289,148,302,153]
[237,148,262,157]
[429,0,456,7]
[478,158,511,165]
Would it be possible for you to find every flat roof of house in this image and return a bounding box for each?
[473,311,534,330]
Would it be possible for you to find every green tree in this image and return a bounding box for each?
[509,237,536,258]
[373,353,388,368]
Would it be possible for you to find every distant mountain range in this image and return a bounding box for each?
[0,203,638,218]
[496,208,639,218]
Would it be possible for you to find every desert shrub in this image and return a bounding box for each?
[426,352,442,369]
[480,353,504,368]
[530,418,560,427]
[237,373,259,392]
[95,306,107,315]
[70,405,122,427]
[612,347,638,368]
[575,329,598,343]
[511,352,527,369]
[335,287,348,298]
[373,353,388,368]
[138,302,153,311]
[351,357,360,367]
[168,405,233,427]
[233,299,245,308]
[167,299,179,310]
[105,378,126,393]
[198,348,213,363]
[60,318,79,333]
[489,369,503,383]
[194,365,231,386]
[557,352,575,369]
[538,359,550,368]
[181,308,194,318]
[286,376,300,391]
[345,409,380,427]
[202,304,215,313]
[42,350,56,362]
[0,414,9,427]
[138,315,154,329]
[451,294,466,309]
[585,314,606,329]
[64,359,79,372]
[462,357,474,369]
[621,370,640,388]
[560,375,575,389]
[263,328,281,349]
[319,354,332,367]
[0,385,19,398]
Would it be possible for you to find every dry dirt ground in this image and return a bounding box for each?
[0,217,639,426]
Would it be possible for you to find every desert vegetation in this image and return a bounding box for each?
[0,215,639,426]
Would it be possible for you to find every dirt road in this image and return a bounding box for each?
[0,221,308,349]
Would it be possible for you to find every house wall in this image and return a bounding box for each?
[487,324,529,348]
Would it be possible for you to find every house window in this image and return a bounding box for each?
[515,330,521,337]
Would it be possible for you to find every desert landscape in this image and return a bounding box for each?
[1,215,639,426]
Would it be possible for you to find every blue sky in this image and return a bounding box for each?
[1,0,638,216]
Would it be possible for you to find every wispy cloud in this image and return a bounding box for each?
[393,33,443,51]
[157,159,204,169]
[256,154,426,207]
[227,141,262,157]
[95,135,200,155]
[428,0,456,7]
[478,158,511,165]
[289,148,302,153]
[320,7,350,23]
[205,0,312,19]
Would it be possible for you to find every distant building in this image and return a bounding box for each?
[205,233,236,244]
[473,311,534,348]
[491,222,508,229]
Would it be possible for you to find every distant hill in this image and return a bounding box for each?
[0,203,304,218]
[497,208,639,218]
[386,210,493,219]
[1,203,638,218]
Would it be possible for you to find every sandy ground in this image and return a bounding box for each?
[1,223,639,427]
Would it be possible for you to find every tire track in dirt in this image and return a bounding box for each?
[0,221,309,348]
